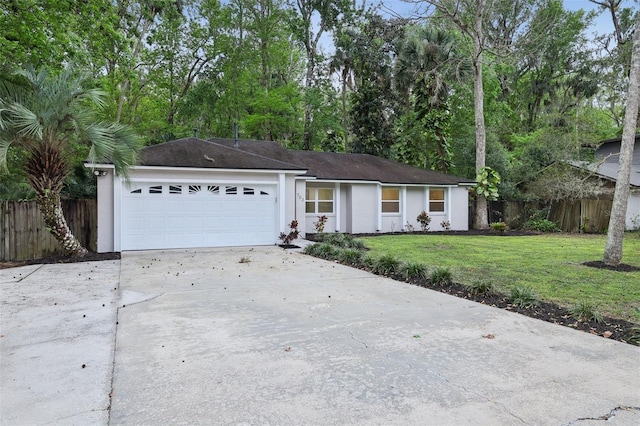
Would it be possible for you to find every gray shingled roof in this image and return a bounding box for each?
[138,138,304,170]
[138,137,474,185]
[288,150,474,185]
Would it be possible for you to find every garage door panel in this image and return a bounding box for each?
[121,182,277,250]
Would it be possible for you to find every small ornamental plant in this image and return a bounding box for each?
[416,211,431,232]
[490,221,509,234]
[314,215,328,233]
[440,220,451,231]
[279,220,299,245]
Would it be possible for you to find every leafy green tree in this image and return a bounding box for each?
[0,66,140,256]
[289,0,355,150]
[419,0,491,228]
[394,26,470,172]
[343,13,403,156]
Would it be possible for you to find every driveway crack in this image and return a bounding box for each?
[348,330,368,348]
[561,406,640,425]
[419,367,533,425]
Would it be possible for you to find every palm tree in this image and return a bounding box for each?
[394,26,471,172]
[0,66,140,256]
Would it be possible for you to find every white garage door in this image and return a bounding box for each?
[120,182,277,250]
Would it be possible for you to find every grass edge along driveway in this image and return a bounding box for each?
[362,234,640,324]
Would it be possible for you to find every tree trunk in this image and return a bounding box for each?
[603,15,640,266]
[26,144,88,257]
[36,191,88,257]
[473,0,489,229]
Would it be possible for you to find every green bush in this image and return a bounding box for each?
[570,301,603,323]
[401,262,429,280]
[372,255,402,276]
[430,267,453,286]
[628,327,640,345]
[337,248,363,265]
[316,233,365,250]
[490,221,509,233]
[522,210,560,233]
[467,278,494,295]
[510,286,539,307]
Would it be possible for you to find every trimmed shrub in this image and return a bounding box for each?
[372,255,402,276]
[467,278,494,295]
[510,286,539,307]
[430,267,453,286]
[337,248,364,265]
[401,262,429,280]
[570,301,603,323]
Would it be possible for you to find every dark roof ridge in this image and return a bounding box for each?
[145,137,305,170]
[202,138,304,169]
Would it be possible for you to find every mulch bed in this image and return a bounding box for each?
[402,276,638,345]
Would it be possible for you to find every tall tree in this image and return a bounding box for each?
[0,66,140,256]
[603,15,640,266]
[289,0,353,150]
[394,26,470,171]
[419,0,492,228]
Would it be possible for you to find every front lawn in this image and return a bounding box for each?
[362,233,640,324]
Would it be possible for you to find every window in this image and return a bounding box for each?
[381,187,400,213]
[149,185,163,194]
[225,186,237,195]
[429,188,445,212]
[169,185,182,194]
[306,188,334,214]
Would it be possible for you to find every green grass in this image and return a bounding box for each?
[362,234,640,324]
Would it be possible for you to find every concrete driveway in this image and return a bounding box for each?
[2,246,639,425]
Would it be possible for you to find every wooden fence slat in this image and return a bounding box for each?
[0,199,97,261]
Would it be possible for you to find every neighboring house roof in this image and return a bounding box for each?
[138,138,305,171]
[137,137,474,185]
[571,134,640,187]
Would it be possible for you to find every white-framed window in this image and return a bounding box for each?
[306,188,334,214]
[429,188,445,212]
[382,187,400,213]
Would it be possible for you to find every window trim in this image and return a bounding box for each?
[381,187,400,214]
[428,188,446,213]
[306,187,335,214]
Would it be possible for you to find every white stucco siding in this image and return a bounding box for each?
[449,186,470,230]
[349,184,378,234]
[96,168,115,253]
[626,193,640,230]
[295,179,307,235]
[405,187,426,230]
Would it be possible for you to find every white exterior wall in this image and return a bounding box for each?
[405,187,425,230]
[349,183,378,233]
[449,186,470,230]
[295,179,307,235]
[96,168,115,252]
[626,193,640,230]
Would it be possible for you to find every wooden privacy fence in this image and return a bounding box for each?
[496,199,612,233]
[1,199,97,261]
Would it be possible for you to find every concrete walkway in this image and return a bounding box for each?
[1,246,639,425]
